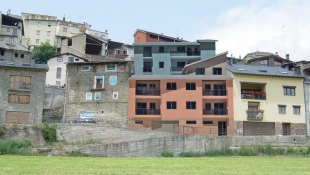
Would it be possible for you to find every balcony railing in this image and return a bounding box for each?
[136,109,161,115]
[203,89,227,96]
[6,40,16,46]
[203,109,228,115]
[171,67,184,72]
[136,89,160,96]
[143,67,152,74]
[143,52,152,57]
[247,112,263,120]
[241,94,266,100]
[9,82,32,90]
[170,51,200,56]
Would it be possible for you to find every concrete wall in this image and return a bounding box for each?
[152,53,171,75]
[201,50,216,60]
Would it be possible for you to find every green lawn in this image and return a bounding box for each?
[0,156,309,175]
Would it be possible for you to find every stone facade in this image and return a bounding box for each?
[64,61,132,127]
[0,50,31,63]
[0,62,48,124]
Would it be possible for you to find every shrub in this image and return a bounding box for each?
[41,123,57,143]
[0,127,4,137]
[179,151,204,157]
[0,140,32,155]
[160,151,174,157]
[69,151,87,157]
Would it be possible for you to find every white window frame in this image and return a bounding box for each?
[37,30,40,35]
[113,92,118,99]
[86,92,92,100]
[57,57,63,62]
[109,76,117,86]
[106,64,116,72]
[36,39,40,44]
[94,76,104,89]
[37,22,41,27]
[63,27,67,32]
[47,31,51,36]
[81,65,90,71]
[293,106,300,115]
[94,92,101,100]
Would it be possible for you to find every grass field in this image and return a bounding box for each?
[0,156,310,174]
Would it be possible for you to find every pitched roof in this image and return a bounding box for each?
[0,61,48,70]
[133,29,188,42]
[46,53,89,62]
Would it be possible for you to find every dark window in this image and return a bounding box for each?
[186,102,196,109]
[203,121,213,124]
[177,47,185,52]
[68,57,74,62]
[159,47,164,53]
[150,103,156,110]
[20,54,24,58]
[186,83,196,90]
[167,83,176,90]
[68,39,72,46]
[135,120,143,124]
[278,106,286,114]
[283,87,295,96]
[167,102,177,109]
[205,84,211,90]
[205,103,211,110]
[186,121,196,124]
[196,68,205,75]
[293,106,300,114]
[177,62,185,68]
[14,53,18,57]
[213,68,222,75]
[159,62,164,68]
[143,47,152,57]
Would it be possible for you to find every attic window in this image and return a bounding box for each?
[258,70,267,72]
[237,69,245,71]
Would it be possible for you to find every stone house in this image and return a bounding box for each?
[64,60,133,127]
[0,60,48,124]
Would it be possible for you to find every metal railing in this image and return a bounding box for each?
[143,52,152,57]
[171,67,184,72]
[203,89,227,96]
[136,89,160,96]
[143,67,152,73]
[241,94,266,100]
[6,40,16,45]
[203,109,228,115]
[247,112,263,120]
[9,82,32,90]
[170,51,200,56]
[135,109,161,115]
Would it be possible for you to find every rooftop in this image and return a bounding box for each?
[130,74,232,79]
[133,29,188,42]
[0,61,49,70]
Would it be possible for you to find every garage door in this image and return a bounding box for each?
[243,122,275,136]
[6,111,29,124]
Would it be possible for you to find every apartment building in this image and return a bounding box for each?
[0,11,31,63]
[21,12,57,49]
[0,60,48,124]
[64,60,133,127]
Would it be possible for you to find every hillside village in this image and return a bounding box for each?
[1,9,310,139]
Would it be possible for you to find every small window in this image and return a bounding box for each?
[186,102,196,109]
[7,28,10,32]
[57,57,63,62]
[203,121,213,124]
[14,53,18,57]
[81,66,90,71]
[8,94,30,104]
[213,68,222,75]
[283,86,295,96]
[94,76,104,89]
[48,22,51,27]
[47,31,51,36]
[37,31,40,35]
[186,121,196,124]
[113,92,118,99]
[86,92,92,100]
[135,120,143,124]
[293,106,300,114]
[166,83,176,90]
[196,68,205,75]
[278,106,286,114]
[56,67,61,78]
[20,54,24,58]
[167,102,177,109]
[159,47,164,53]
[75,59,79,61]
[186,83,196,90]
[36,39,39,44]
[37,22,41,27]
[68,57,74,62]
[109,76,117,86]
[159,62,164,68]
[63,27,67,32]
[68,39,72,46]
[0,37,4,41]
[106,64,116,71]
[94,92,101,100]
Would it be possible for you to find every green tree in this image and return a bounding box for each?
[31,42,56,63]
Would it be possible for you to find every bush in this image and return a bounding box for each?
[0,140,32,155]
[160,151,174,157]
[179,151,204,157]
[0,127,4,137]
[69,151,87,157]
[41,123,57,143]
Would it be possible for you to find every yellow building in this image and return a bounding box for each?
[21,12,57,49]
[227,61,306,136]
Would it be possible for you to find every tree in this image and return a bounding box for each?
[31,42,56,63]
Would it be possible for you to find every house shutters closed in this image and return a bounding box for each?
[6,111,29,124]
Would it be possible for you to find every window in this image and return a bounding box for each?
[260,60,268,66]
[8,94,30,104]
[13,29,17,36]
[14,53,18,57]
[186,83,196,90]
[48,23,51,27]
[0,37,3,41]
[167,102,177,109]
[123,51,127,55]
[205,103,211,110]
[109,76,117,86]
[278,105,286,114]
[293,106,300,114]
[94,92,101,100]
[7,28,10,32]
[36,39,39,44]
[81,66,90,71]
[9,76,32,89]
[86,93,92,100]
[37,22,41,27]
[47,31,51,36]
[159,62,164,68]
[177,46,185,52]
[213,68,222,75]
[68,57,74,62]
[20,54,24,58]
[196,68,205,75]
[150,103,156,110]
[186,121,196,124]
[57,57,63,62]
[37,31,40,35]
[63,27,67,32]
[94,76,104,89]
[106,64,116,71]
[203,121,213,124]
[159,47,164,53]
[113,92,118,99]
[56,67,61,78]
[75,59,79,61]
[166,82,176,90]
[283,86,295,96]
[135,120,143,124]
[186,102,196,109]
[68,39,72,46]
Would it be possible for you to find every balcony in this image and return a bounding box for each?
[143,67,152,74]
[203,109,228,115]
[90,84,105,91]
[9,82,32,91]
[170,51,200,56]
[241,90,266,100]
[247,112,263,120]
[136,109,161,115]
[136,89,160,96]
[171,67,184,72]
[203,89,227,96]
[143,52,152,57]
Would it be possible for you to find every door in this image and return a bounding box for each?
[204,84,211,95]
[214,103,225,115]
[137,84,147,95]
[248,105,258,119]
[143,62,152,72]
[137,103,147,115]
[214,84,224,95]
[218,121,227,136]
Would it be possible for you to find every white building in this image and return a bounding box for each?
[86,28,108,41]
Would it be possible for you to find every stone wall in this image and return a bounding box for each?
[1,50,31,63]
[44,87,65,109]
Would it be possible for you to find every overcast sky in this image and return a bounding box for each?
[2,0,309,61]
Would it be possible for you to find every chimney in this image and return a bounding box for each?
[63,15,65,21]
[286,54,290,60]
[30,59,35,67]
[105,30,108,33]
[275,52,278,55]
